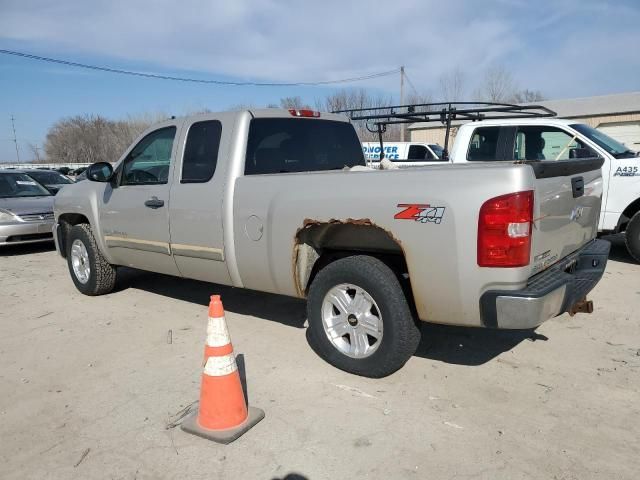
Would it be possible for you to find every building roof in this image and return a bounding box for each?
[408,91,640,130]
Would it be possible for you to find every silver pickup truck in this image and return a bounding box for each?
[53,108,610,377]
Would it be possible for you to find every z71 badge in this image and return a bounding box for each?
[395,204,446,224]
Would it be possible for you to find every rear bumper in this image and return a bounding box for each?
[480,239,610,329]
[0,221,54,246]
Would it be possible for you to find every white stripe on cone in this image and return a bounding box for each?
[206,315,231,347]
[203,353,238,377]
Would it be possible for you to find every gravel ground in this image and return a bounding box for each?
[0,235,638,480]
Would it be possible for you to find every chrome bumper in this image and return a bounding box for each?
[480,239,610,329]
[0,221,54,246]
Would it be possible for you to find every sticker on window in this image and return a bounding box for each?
[16,181,37,185]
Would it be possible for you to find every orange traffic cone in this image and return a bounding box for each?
[181,295,264,444]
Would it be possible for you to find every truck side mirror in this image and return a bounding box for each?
[569,148,593,159]
[86,162,114,182]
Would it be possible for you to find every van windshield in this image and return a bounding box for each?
[429,144,444,158]
[571,124,637,159]
[245,119,365,174]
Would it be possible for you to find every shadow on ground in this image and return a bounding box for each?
[115,267,308,329]
[116,267,546,366]
[414,323,547,366]
[600,234,637,264]
[0,241,55,257]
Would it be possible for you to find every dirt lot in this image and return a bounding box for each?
[1,236,639,480]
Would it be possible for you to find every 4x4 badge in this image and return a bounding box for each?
[395,204,446,224]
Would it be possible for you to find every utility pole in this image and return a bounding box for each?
[10,115,20,162]
[33,145,42,162]
[400,66,405,142]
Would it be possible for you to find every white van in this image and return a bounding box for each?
[361,142,445,167]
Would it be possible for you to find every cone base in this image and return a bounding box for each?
[181,406,265,444]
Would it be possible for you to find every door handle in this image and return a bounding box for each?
[144,196,165,209]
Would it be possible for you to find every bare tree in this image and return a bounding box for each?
[314,88,401,141]
[44,114,159,164]
[511,89,546,103]
[438,68,466,102]
[28,143,43,162]
[279,96,309,109]
[475,66,517,102]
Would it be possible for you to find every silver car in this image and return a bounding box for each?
[0,171,55,246]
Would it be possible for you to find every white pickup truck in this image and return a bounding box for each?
[356,103,640,261]
[53,107,609,377]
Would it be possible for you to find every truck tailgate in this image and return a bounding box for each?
[529,158,604,273]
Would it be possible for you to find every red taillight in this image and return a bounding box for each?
[477,190,534,267]
[288,109,320,118]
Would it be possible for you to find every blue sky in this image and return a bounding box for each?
[1,0,639,162]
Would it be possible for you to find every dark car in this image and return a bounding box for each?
[20,169,74,195]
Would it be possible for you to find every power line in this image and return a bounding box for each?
[0,49,400,86]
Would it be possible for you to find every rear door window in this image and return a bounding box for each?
[245,119,365,175]
[181,120,222,183]
[467,127,500,161]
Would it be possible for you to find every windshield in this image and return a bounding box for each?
[245,119,365,174]
[27,170,74,185]
[0,173,52,198]
[429,144,444,158]
[571,124,637,159]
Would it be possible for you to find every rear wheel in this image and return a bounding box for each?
[307,255,421,378]
[66,224,117,295]
[625,211,640,262]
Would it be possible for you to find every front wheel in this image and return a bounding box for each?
[66,224,117,296]
[307,255,421,378]
[625,211,640,263]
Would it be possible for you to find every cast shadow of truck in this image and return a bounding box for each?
[116,267,544,367]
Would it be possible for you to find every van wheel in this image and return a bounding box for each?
[625,211,640,263]
[307,255,421,378]
[66,224,117,295]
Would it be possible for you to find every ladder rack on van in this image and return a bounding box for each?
[333,102,557,161]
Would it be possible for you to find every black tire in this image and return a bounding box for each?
[66,224,117,296]
[625,211,640,263]
[307,255,421,378]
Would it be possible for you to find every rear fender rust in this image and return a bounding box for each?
[292,217,407,298]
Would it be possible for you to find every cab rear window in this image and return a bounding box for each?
[245,119,365,175]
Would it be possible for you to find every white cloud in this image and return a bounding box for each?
[1,0,638,98]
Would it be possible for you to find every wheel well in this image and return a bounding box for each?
[293,220,415,310]
[617,197,640,232]
[57,213,90,257]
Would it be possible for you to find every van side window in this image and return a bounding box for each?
[121,127,176,185]
[407,145,429,160]
[467,127,500,161]
[514,126,597,161]
[181,120,222,183]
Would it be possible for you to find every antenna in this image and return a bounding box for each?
[10,115,20,162]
